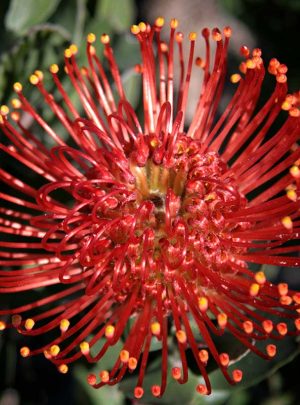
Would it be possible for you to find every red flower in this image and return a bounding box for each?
[1,18,300,399]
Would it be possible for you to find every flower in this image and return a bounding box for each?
[1,17,300,399]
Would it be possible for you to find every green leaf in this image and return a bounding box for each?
[74,366,125,405]
[74,337,125,405]
[5,0,62,35]
[120,357,231,405]
[0,24,70,103]
[96,0,135,33]
[51,0,88,44]
[207,333,300,393]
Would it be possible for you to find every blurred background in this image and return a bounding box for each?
[0,0,300,404]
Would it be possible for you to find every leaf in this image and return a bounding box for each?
[50,0,88,44]
[73,337,126,405]
[5,0,62,35]
[0,24,70,103]
[207,333,300,393]
[74,366,125,405]
[120,357,231,405]
[96,0,135,33]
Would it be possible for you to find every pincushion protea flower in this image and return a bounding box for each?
[1,17,300,399]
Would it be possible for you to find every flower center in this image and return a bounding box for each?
[37,138,248,300]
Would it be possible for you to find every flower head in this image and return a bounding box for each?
[1,18,300,399]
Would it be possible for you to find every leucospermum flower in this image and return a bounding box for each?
[1,18,300,399]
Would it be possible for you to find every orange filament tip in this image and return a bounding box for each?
[189,32,197,41]
[131,25,140,35]
[155,17,165,27]
[290,165,300,178]
[0,115,3,124]
[243,320,253,334]
[246,59,256,69]
[80,341,90,355]
[255,271,266,285]
[280,295,292,305]
[20,347,30,357]
[199,349,209,363]
[99,370,109,383]
[105,325,115,338]
[270,57,280,67]
[134,386,144,399]
[282,100,291,111]
[212,29,222,42]
[60,319,70,332]
[50,64,59,74]
[138,22,147,32]
[250,283,260,297]
[196,384,208,395]
[198,296,208,311]
[13,82,22,93]
[58,364,68,374]
[150,321,161,336]
[170,18,179,29]
[101,33,110,44]
[176,32,183,42]
[50,344,60,356]
[278,283,288,296]
[87,374,97,385]
[0,105,9,116]
[293,293,300,304]
[134,64,142,73]
[11,98,21,108]
[202,27,210,38]
[276,74,287,83]
[25,318,35,330]
[239,61,247,74]
[172,367,181,380]
[217,313,227,328]
[281,216,293,230]
[34,70,43,80]
[87,33,96,43]
[64,48,72,58]
[128,357,137,370]
[150,138,158,148]
[262,320,273,333]
[29,74,39,85]
[277,322,288,336]
[219,353,229,367]
[266,344,277,357]
[232,369,243,383]
[230,73,241,83]
[69,44,78,55]
[289,108,300,117]
[176,329,187,344]
[195,57,205,68]
[294,318,300,330]
[11,111,20,122]
[12,314,22,327]
[223,26,232,37]
[44,349,51,359]
[120,349,129,363]
[240,45,250,57]
[160,42,168,52]
[0,321,6,330]
[286,189,297,202]
[151,385,161,397]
